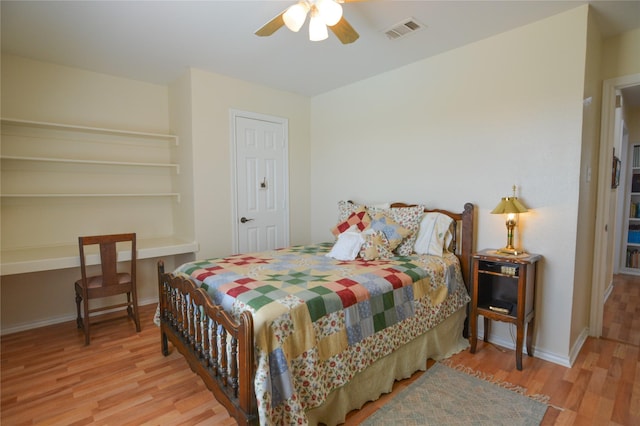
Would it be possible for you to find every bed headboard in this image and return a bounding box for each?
[389,202,475,290]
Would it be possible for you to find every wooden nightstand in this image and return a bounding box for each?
[469,249,542,370]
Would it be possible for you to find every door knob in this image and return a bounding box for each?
[240,217,254,223]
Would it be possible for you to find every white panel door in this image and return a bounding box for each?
[233,113,289,253]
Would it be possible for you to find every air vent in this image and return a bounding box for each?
[384,18,425,40]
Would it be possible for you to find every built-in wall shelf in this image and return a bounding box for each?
[0,118,179,144]
[1,118,195,274]
[1,237,199,276]
[1,193,181,200]
[1,155,180,173]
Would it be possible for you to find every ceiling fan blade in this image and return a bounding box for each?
[255,11,285,37]
[329,17,359,44]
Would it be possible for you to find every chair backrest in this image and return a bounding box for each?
[78,233,136,286]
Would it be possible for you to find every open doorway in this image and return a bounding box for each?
[606,84,640,347]
[592,75,640,339]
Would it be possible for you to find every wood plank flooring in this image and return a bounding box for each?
[603,274,640,346]
[1,306,236,426]
[2,303,639,425]
[345,337,640,425]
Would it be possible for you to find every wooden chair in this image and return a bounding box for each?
[74,233,141,345]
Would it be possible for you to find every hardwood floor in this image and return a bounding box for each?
[2,304,639,425]
[1,305,236,426]
[344,338,640,425]
[603,274,640,347]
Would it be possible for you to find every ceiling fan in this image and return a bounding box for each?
[255,0,360,44]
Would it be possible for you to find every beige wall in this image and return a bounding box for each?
[0,55,181,331]
[570,6,603,355]
[2,5,639,366]
[1,55,170,133]
[310,6,589,364]
[0,255,190,333]
[0,56,311,333]
[183,68,311,259]
[168,71,196,245]
[602,28,640,80]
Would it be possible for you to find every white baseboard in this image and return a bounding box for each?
[1,297,159,336]
[478,329,573,368]
[568,326,589,366]
[604,282,614,302]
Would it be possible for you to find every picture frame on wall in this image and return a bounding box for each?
[612,155,621,189]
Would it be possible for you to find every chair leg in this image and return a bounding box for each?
[75,292,83,329]
[83,295,90,345]
[131,292,141,332]
[134,306,141,332]
[126,293,133,317]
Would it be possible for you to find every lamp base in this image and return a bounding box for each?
[496,247,527,256]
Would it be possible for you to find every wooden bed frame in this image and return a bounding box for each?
[157,202,474,425]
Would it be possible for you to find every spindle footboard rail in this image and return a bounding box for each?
[157,262,258,425]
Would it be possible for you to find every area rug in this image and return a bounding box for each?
[362,362,549,426]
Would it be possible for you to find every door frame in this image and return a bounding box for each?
[591,73,640,337]
[229,109,290,254]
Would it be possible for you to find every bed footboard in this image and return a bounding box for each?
[157,261,258,425]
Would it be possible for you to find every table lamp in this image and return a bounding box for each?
[491,185,528,255]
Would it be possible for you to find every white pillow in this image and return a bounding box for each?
[326,226,365,261]
[413,212,454,256]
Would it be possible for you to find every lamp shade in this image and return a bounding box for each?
[491,186,529,255]
[316,0,343,26]
[491,197,528,215]
[309,13,328,41]
[283,2,310,32]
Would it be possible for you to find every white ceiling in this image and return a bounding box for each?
[2,1,639,97]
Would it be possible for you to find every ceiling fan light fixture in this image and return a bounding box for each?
[283,2,310,32]
[255,0,358,44]
[316,0,342,26]
[309,12,328,41]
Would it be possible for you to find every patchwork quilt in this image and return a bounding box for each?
[175,242,470,425]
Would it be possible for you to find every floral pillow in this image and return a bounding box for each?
[337,200,360,222]
[360,230,394,260]
[368,212,410,251]
[331,207,371,237]
[368,205,425,256]
[336,200,391,222]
